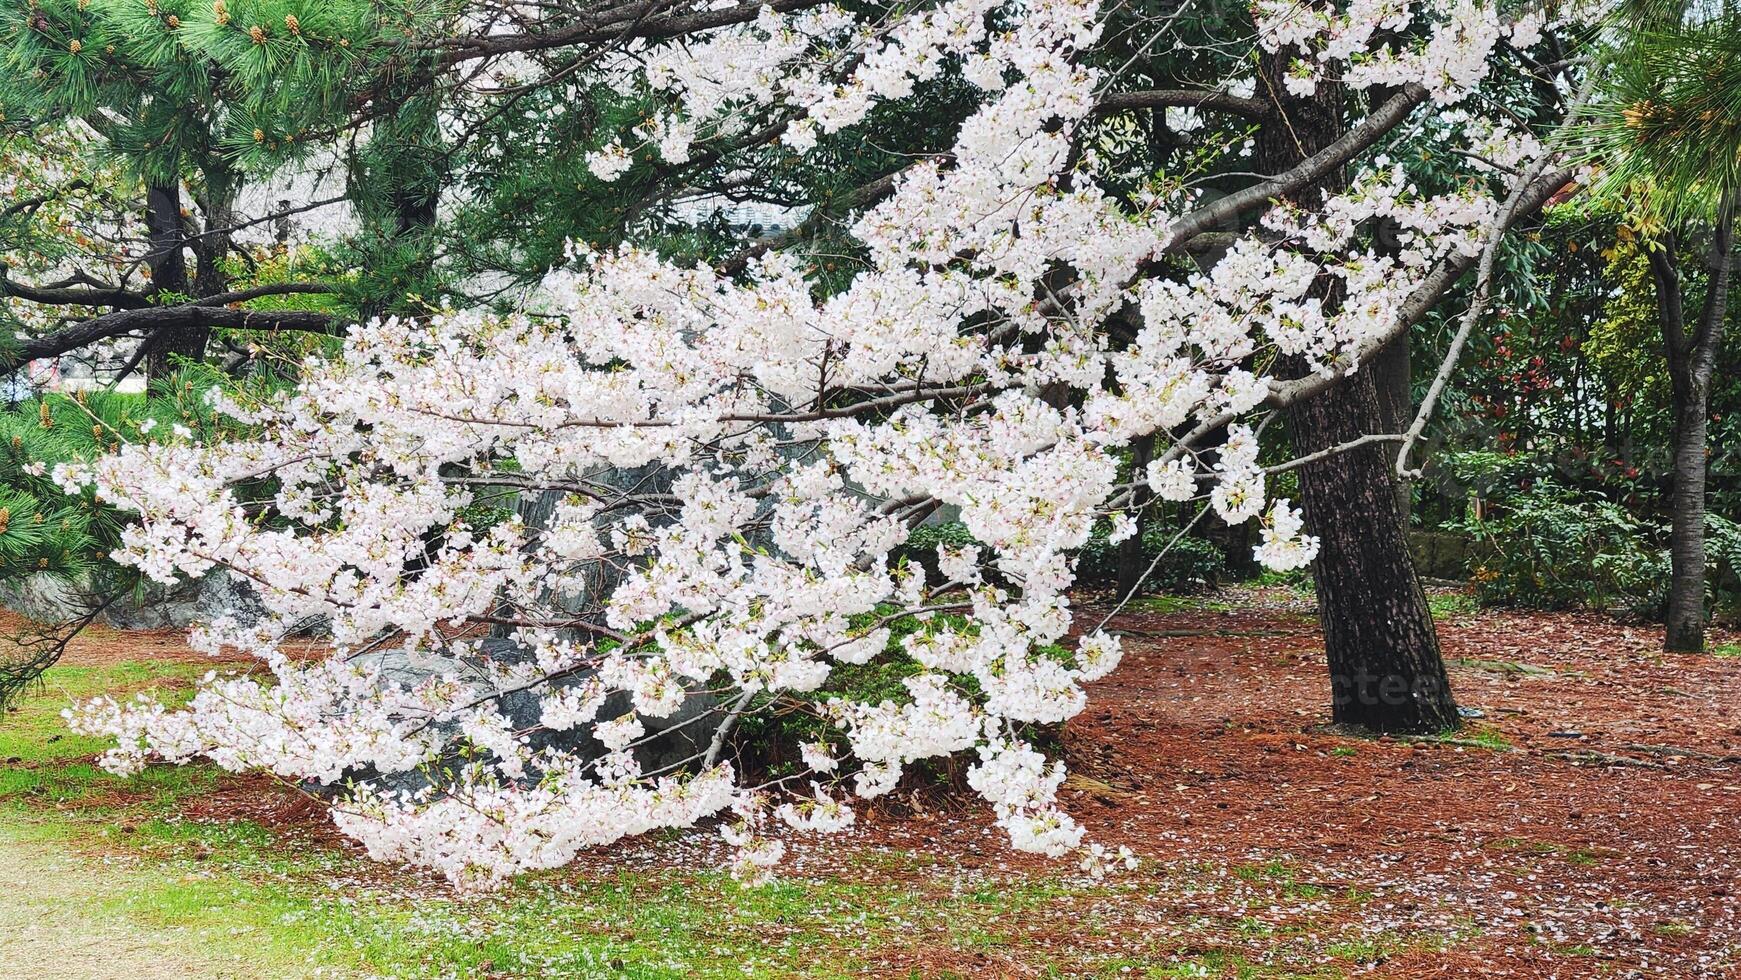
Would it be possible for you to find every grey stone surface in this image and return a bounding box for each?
[0,568,266,630]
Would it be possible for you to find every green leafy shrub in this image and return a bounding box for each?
[1707,514,1741,620]
[1446,452,1741,619]
[1074,522,1227,594]
[1451,480,1667,613]
[1442,454,1665,616]
[889,520,979,578]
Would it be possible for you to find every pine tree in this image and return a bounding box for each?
[1588,2,1741,652]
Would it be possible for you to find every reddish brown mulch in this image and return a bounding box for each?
[0,608,251,668]
[107,592,1741,977]
[0,608,333,669]
[178,772,342,841]
[1062,599,1738,976]
[812,595,1741,976]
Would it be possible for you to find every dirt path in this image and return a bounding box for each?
[0,828,272,980]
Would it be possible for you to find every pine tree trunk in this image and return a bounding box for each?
[1253,49,1458,732]
[142,182,201,383]
[1288,371,1460,731]
[143,182,187,295]
[1665,394,1709,651]
[1651,198,1732,654]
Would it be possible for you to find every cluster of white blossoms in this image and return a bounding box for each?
[61,0,1554,888]
[1254,0,1547,101]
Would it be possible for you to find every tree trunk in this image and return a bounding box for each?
[143,182,187,296]
[1654,197,1735,652]
[1253,46,1458,732]
[1665,393,1710,650]
[1372,335,1413,522]
[1287,372,1460,731]
[142,181,206,382]
[354,82,444,323]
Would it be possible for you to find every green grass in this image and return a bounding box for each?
[1427,591,1478,620]
[9,808,971,978]
[1252,569,1313,592]
[1092,950,1346,979]
[5,789,1031,979]
[0,659,1120,977]
[1132,595,1233,614]
[1485,837,1611,871]
[1711,643,1741,659]
[1451,726,1513,750]
[1,660,232,805]
[1231,860,1328,901]
[1410,725,1512,751]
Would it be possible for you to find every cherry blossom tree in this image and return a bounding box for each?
[50,0,1589,887]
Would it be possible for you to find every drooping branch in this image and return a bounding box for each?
[0,273,149,310]
[0,178,91,221]
[1154,164,1577,467]
[718,84,1280,276]
[191,283,347,307]
[1392,66,1595,478]
[427,0,839,63]
[1271,166,1577,411]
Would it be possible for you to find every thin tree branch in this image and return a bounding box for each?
[1160,84,1431,253]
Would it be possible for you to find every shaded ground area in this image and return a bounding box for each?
[2,589,1737,977]
[0,608,324,669]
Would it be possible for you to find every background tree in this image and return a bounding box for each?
[0,0,367,378]
[1588,1,1741,651]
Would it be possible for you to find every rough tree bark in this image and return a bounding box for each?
[142,176,240,382]
[142,182,187,298]
[142,182,195,381]
[1254,53,1459,732]
[1372,320,1413,524]
[1286,370,1460,731]
[1647,195,1735,653]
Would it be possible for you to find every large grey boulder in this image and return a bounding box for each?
[0,568,266,630]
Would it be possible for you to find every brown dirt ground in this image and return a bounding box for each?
[43,591,1741,977]
[1049,596,1741,977]
[0,608,327,668]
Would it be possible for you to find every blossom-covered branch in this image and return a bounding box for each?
[60,0,1582,890]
